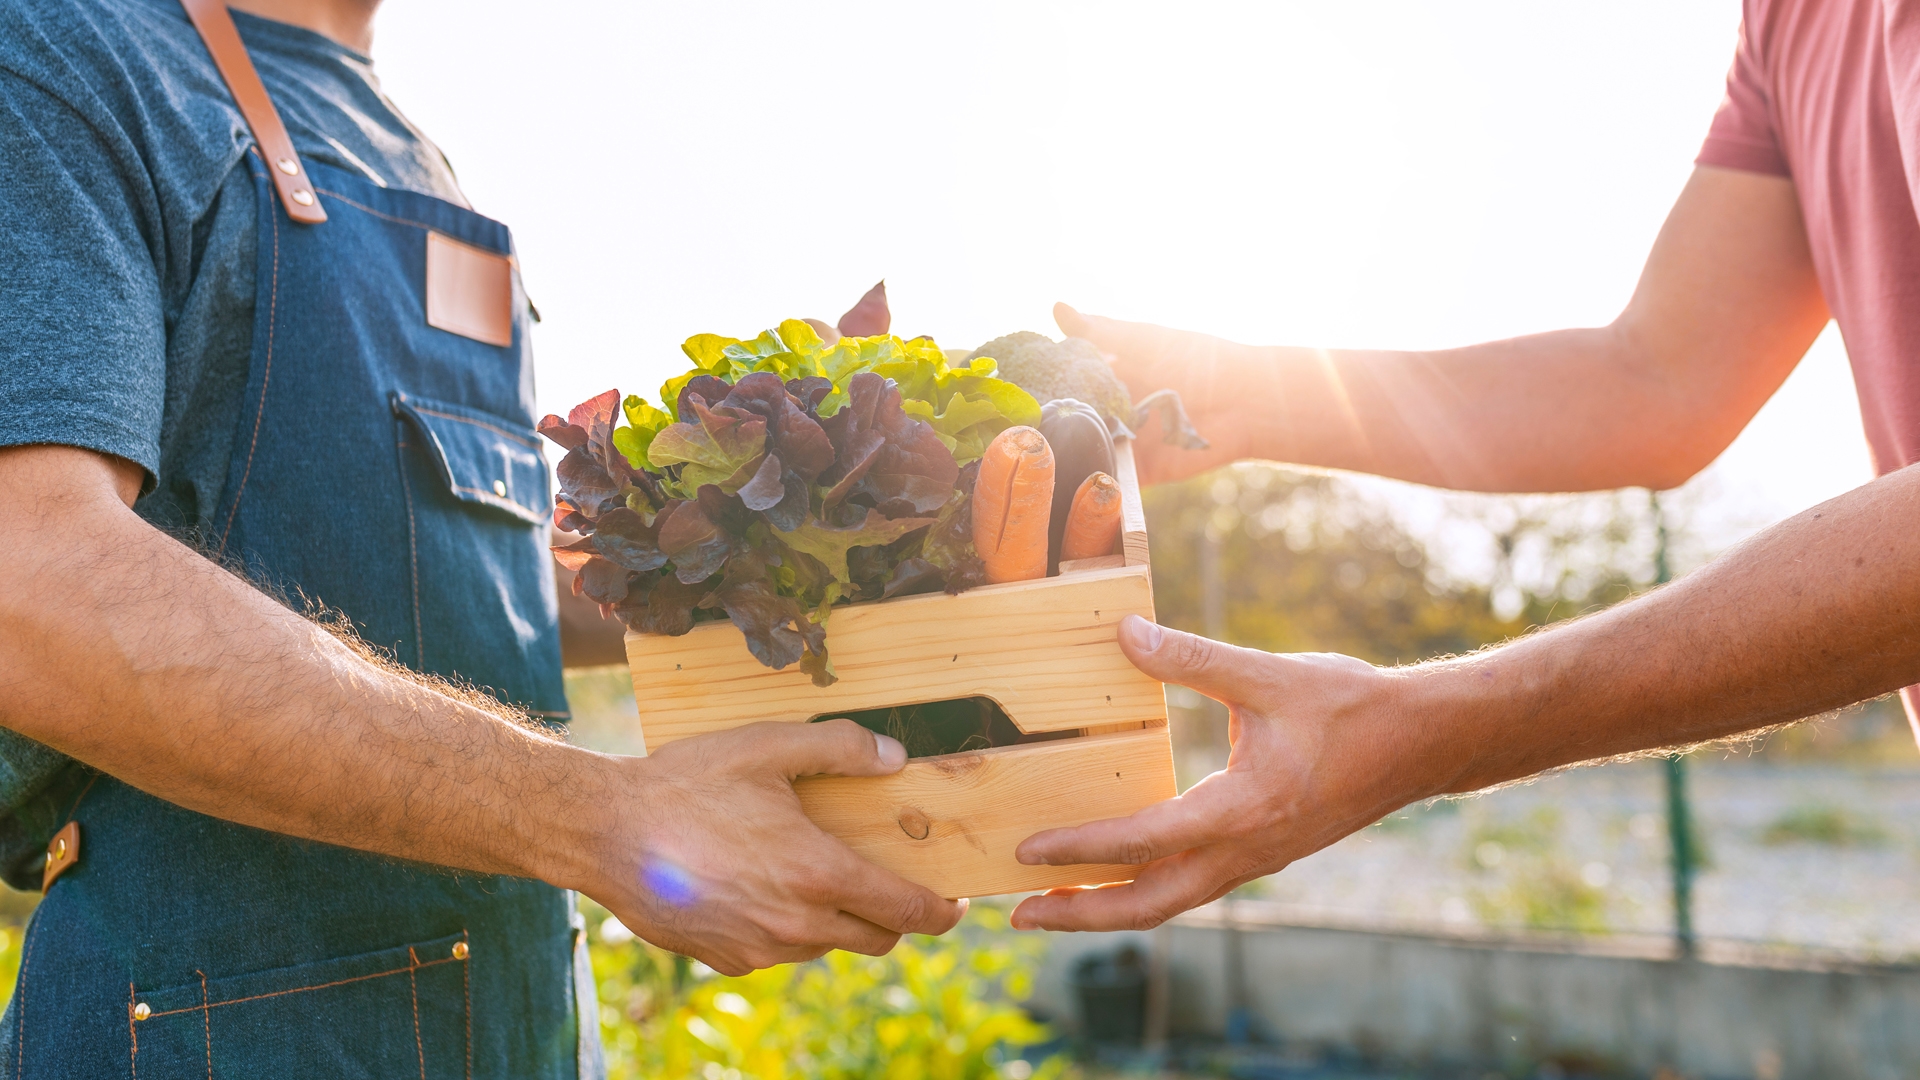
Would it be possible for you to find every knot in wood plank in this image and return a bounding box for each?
[897,807,932,840]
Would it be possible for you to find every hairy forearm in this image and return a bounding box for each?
[0,452,607,887]
[1101,168,1827,493]
[0,447,965,971]
[1121,319,1802,493]
[1251,328,1675,490]
[1406,462,1920,795]
[1006,469,1917,933]
[1283,172,1826,490]
[1244,320,1822,494]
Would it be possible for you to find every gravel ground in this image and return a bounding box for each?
[1227,751,1920,961]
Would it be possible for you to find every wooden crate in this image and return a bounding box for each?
[625,439,1174,898]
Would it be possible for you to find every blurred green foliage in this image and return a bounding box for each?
[1762,804,1889,847]
[1139,465,1666,665]
[1748,696,1915,764]
[1145,468,1519,664]
[1146,459,1805,659]
[585,899,1070,1080]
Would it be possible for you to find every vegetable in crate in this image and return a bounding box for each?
[540,308,1041,687]
[969,331,1210,449]
[1037,398,1113,571]
[972,426,1055,584]
[1059,472,1123,563]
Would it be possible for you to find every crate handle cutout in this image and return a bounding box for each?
[810,697,1093,760]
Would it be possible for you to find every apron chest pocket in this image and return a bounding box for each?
[393,393,550,524]
[128,932,472,1080]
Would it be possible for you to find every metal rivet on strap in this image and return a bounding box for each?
[133,1003,151,1021]
[492,480,508,498]
[48,837,65,861]
[276,158,299,176]
[452,941,470,960]
[291,189,315,207]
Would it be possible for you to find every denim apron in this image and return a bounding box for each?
[0,47,605,1080]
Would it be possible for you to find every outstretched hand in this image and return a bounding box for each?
[1053,302,1278,486]
[592,720,967,975]
[1010,616,1426,933]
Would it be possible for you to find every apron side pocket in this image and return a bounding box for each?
[393,392,550,525]
[130,931,472,1080]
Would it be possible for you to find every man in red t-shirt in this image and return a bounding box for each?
[1010,0,1920,934]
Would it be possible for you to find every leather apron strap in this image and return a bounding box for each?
[178,0,328,225]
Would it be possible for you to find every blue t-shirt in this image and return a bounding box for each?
[0,0,473,819]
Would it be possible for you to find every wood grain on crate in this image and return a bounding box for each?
[629,563,1164,748]
[1058,553,1126,574]
[797,725,1176,898]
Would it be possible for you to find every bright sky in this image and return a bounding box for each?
[373,0,1878,558]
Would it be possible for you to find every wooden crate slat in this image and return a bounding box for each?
[1058,554,1126,574]
[796,725,1176,898]
[1112,438,1152,567]
[629,564,1165,749]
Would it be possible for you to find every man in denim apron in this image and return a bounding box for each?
[0,0,963,1074]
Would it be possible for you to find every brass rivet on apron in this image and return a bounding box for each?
[133,1003,151,1021]
[452,941,469,960]
[48,837,65,861]
[275,157,299,176]
[291,189,315,207]
[492,479,507,498]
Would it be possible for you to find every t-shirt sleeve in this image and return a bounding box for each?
[0,68,166,482]
[1697,6,1791,177]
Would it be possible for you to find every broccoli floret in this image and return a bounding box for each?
[970,331,1210,450]
[969,332,1134,427]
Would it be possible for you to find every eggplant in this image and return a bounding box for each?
[1038,398,1116,573]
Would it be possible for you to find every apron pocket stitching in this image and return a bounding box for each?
[407,948,426,1080]
[312,188,456,239]
[390,394,549,524]
[197,971,210,1080]
[216,196,281,557]
[396,428,426,667]
[463,930,472,1080]
[405,405,541,449]
[14,904,44,1080]
[127,932,471,1079]
[137,954,465,1019]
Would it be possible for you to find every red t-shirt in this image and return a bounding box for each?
[1699,0,1920,474]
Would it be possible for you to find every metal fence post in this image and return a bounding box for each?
[1200,510,1255,1040]
[1651,493,1697,958]
[1664,753,1697,957]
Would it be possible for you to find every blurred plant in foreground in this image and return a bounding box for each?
[586,899,1070,1080]
[0,924,23,1012]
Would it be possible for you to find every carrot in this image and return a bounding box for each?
[972,425,1055,583]
[1059,471,1122,562]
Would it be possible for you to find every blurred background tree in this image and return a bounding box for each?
[1142,462,1699,663]
[1147,467,1518,664]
